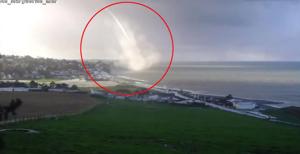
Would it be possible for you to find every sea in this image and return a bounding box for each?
[119,62,300,107]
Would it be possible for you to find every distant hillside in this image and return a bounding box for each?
[279,106,300,119]
[264,106,300,124]
[0,54,112,80]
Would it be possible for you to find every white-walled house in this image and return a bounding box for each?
[229,99,257,110]
[90,89,106,96]
[48,88,66,92]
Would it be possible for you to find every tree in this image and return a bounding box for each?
[49,81,56,88]
[55,83,68,89]
[29,80,38,88]
[225,94,233,100]
[40,83,49,91]
[70,85,78,90]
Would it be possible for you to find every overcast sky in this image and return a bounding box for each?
[0,0,300,61]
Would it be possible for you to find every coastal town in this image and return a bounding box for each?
[90,85,279,120]
[0,78,298,127]
[0,55,111,80]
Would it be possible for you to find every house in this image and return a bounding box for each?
[229,99,256,110]
[90,89,107,96]
[174,99,194,105]
[143,95,159,101]
[48,88,65,92]
[28,88,44,92]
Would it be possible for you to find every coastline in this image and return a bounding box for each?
[121,76,292,108]
[1,77,294,108]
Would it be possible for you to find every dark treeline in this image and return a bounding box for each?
[0,80,79,90]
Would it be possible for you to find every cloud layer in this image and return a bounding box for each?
[0,0,299,61]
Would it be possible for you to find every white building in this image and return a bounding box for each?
[229,99,256,110]
[144,95,159,101]
[48,88,65,92]
[90,89,106,96]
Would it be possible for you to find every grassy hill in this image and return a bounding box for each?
[1,99,300,154]
[263,106,300,124]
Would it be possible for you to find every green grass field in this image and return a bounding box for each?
[263,107,300,124]
[1,99,300,154]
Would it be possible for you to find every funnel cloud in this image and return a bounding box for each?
[109,12,160,71]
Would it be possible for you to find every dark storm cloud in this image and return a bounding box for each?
[51,0,300,61]
[144,0,300,61]
[2,0,298,61]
